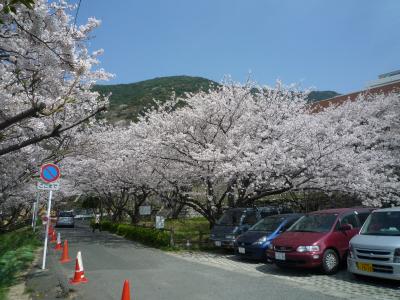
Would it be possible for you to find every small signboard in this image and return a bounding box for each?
[40,163,61,183]
[155,216,165,229]
[139,206,151,216]
[37,181,60,191]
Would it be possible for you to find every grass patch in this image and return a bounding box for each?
[0,227,40,298]
[137,217,210,241]
[166,217,210,242]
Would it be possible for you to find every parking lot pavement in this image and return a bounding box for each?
[28,222,341,300]
[167,251,400,300]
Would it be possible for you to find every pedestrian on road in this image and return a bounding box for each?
[92,213,101,233]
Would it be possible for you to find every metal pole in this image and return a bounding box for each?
[33,192,40,232]
[31,202,36,228]
[41,190,53,270]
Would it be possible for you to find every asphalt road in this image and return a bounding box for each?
[30,222,342,300]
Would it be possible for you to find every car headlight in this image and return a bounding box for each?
[268,243,274,250]
[348,243,355,258]
[296,245,320,252]
[225,235,235,240]
[253,236,268,245]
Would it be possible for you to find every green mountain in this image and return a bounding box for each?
[94,76,218,122]
[94,76,339,122]
[307,90,340,102]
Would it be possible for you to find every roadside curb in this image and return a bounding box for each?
[25,239,77,299]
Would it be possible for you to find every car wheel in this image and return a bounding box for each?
[322,249,339,275]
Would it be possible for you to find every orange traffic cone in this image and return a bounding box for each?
[54,233,62,250]
[69,251,88,284]
[60,240,71,263]
[121,280,131,300]
[50,230,57,243]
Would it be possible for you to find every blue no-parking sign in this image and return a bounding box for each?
[39,163,61,270]
[40,163,60,183]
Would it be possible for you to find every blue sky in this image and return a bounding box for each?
[74,0,400,93]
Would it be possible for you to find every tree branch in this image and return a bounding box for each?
[0,102,46,131]
[0,106,106,156]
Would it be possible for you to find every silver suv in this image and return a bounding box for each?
[348,207,400,280]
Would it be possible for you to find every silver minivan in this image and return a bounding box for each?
[348,207,400,280]
[56,211,75,228]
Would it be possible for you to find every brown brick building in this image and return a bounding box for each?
[310,71,400,112]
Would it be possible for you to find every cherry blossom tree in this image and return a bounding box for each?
[0,0,111,229]
[62,82,399,227]
[131,82,399,225]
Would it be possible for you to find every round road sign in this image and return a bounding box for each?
[40,163,61,183]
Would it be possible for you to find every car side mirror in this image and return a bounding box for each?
[340,224,352,231]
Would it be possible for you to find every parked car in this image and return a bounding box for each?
[234,213,303,261]
[55,211,75,228]
[210,207,289,248]
[266,208,372,274]
[348,207,400,280]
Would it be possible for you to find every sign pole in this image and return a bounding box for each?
[31,202,36,228]
[32,192,40,232]
[41,190,53,270]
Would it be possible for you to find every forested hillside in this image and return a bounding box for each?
[94,76,340,122]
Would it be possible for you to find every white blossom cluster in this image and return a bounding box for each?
[0,0,111,227]
[64,81,400,224]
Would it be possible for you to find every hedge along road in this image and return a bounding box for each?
[29,221,341,300]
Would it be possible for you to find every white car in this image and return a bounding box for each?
[56,211,75,228]
[348,207,400,280]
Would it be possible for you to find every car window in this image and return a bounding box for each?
[243,212,258,225]
[361,211,400,236]
[216,210,244,226]
[250,216,285,231]
[288,214,337,233]
[281,218,300,231]
[341,213,358,229]
[356,212,370,226]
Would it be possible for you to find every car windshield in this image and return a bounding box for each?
[59,212,73,217]
[361,211,400,236]
[249,216,285,232]
[216,210,244,226]
[288,214,337,233]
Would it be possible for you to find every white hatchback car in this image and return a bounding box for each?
[348,207,400,280]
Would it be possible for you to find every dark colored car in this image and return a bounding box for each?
[234,213,303,261]
[55,211,75,228]
[266,208,372,274]
[210,207,289,248]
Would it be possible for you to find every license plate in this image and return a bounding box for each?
[357,262,373,272]
[238,247,245,254]
[275,252,285,260]
[215,241,222,247]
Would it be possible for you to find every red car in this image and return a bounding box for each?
[266,208,372,274]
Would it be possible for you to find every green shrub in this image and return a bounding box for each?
[99,220,118,233]
[101,222,170,248]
